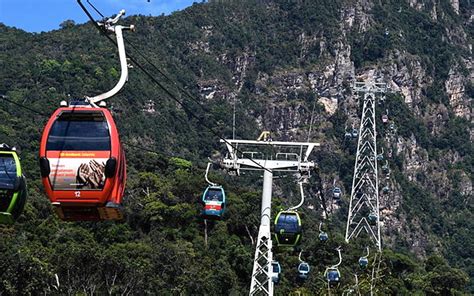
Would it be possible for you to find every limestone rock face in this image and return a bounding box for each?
[190,0,472,258]
[445,65,471,120]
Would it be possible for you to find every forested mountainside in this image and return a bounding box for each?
[0,0,472,294]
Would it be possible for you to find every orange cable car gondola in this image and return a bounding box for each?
[39,100,126,221]
[39,11,133,221]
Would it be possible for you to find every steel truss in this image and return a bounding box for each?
[345,82,387,252]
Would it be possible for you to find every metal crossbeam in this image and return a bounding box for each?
[345,82,386,252]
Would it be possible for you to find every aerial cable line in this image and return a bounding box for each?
[77,0,272,173]
[0,95,49,117]
[0,96,182,162]
[86,0,105,18]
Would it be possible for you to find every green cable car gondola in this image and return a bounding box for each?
[274,210,302,247]
[0,144,27,224]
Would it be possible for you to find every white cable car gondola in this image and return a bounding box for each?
[271,261,281,284]
[359,247,370,269]
[332,187,342,199]
[298,262,310,279]
[325,247,342,286]
[351,128,359,138]
[297,251,310,280]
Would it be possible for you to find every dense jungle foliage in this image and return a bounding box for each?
[0,0,472,294]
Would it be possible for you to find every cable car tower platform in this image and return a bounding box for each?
[345,81,387,252]
[220,137,320,296]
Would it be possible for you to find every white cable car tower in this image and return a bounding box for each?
[220,135,319,296]
[345,81,387,251]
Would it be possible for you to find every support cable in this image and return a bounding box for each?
[76,0,272,174]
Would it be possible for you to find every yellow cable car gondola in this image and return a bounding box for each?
[0,144,27,224]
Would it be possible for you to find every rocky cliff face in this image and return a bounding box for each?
[189,0,472,260]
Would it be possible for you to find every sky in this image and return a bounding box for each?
[0,0,197,33]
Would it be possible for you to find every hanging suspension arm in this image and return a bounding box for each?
[332,247,343,268]
[88,13,135,105]
[205,163,217,186]
[288,181,305,211]
[77,1,134,106]
[298,250,303,263]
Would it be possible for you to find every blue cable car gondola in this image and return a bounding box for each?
[271,261,281,283]
[298,262,310,279]
[201,185,225,220]
[0,144,27,224]
[327,268,340,285]
[274,210,302,247]
[359,256,369,268]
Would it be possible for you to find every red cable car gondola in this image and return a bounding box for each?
[39,100,126,221]
[38,10,134,221]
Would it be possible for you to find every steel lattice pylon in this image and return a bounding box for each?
[345,82,386,251]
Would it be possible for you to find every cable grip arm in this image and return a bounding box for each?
[288,181,305,211]
[332,246,343,268]
[205,163,217,186]
[85,9,135,105]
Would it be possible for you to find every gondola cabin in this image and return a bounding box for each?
[0,145,27,224]
[327,268,340,285]
[274,210,302,247]
[381,114,389,123]
[359,256,369,268]
[368,212,377,225]
[382,186,390,194]
[201,185,225,219]
[319,231,329,242]
[298,262,310,279]
[39,100,126,221]
[271,261,281,283]
[351,128,359,138]
[332,187,342,199]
